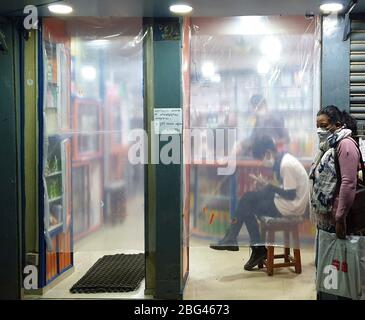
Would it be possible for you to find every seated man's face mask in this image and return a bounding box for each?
[262,152,275,168]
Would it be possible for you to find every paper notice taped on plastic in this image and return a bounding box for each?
[154,108,183,134]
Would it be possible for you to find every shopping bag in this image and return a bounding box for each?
[316,229,364,300]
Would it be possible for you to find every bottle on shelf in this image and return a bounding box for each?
[53,156,58,173]
[45,159,50,176]
[48,181,55,199]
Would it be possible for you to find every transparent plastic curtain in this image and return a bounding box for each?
[41,18,144,283]
[189,16,321,248]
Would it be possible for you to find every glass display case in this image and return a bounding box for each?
[72,165,89,237]
[72,98,103,161]
[102,85,127,224]
[71,97,104,239]
[44,137,69,233]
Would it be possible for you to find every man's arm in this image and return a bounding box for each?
[266,184,296,200]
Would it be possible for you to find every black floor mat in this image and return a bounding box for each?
[70,253,144,293]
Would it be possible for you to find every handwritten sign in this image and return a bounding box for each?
[154,108,182,134]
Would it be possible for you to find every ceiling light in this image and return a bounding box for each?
[319,3,344,13]
[202,62,215,78]
[81,66,96,81]
[257,59,271,74]
[169,4,193,14]
[87,39,110,47]
[211,74,221,83]
[48,4,73,14]
[260,37,282,61]
[238,16,267,35]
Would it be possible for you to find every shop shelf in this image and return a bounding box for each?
[200,194,230,201]
[48,196,62,203]
[48,223,63,237]
[45,171,62,178]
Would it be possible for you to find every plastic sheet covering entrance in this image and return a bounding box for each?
[38,17,144,289]
[188,16,321,248]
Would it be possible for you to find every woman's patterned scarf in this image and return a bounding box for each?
[309,128,352,219]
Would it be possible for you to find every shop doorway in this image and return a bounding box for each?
[24,17,145,298]
[184,16,320,299]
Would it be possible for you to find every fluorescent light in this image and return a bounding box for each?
[257,59,271,74]
[169,4,193,14]
[104,33,122,39]
[319,3,344,13]
[81,66,96,81]
[48,4,73,14]
[202,62,215,78]
[211,74,221,83]
[238,16,267,35]
[87,39,110,47]
[260,37,282,62]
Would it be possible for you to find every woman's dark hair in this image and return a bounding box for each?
[317,105,358,136]
[252,136,276,159]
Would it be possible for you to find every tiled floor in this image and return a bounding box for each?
[26,193,317,300]
[26,194,147,300]
[184,238,317,300]
[32,250,147,299]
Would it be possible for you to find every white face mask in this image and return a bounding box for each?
[317,127,331,142]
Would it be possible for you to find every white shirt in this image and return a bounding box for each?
[274,154,309,216]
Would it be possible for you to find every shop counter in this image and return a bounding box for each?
[190,159,315,243]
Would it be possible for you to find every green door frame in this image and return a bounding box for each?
[143,17,185,300]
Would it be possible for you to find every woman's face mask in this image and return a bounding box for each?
[316,127,332,142]
[316,114,340,142]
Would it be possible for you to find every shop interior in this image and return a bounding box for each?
[25,18,145,298]
[185,16,320,299]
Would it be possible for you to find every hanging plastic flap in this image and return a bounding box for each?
[40,17,144,253]
[189,16,321,247]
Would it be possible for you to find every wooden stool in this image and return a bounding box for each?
[259,216,302,276]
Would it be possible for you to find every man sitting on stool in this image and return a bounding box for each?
[210,136,309,271]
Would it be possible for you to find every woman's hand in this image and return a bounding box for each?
[335,221,346,239]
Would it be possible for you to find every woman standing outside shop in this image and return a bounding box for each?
[310,105,360,236]
[309,105,361,299]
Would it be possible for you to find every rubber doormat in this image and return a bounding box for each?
[70,253,144,293]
